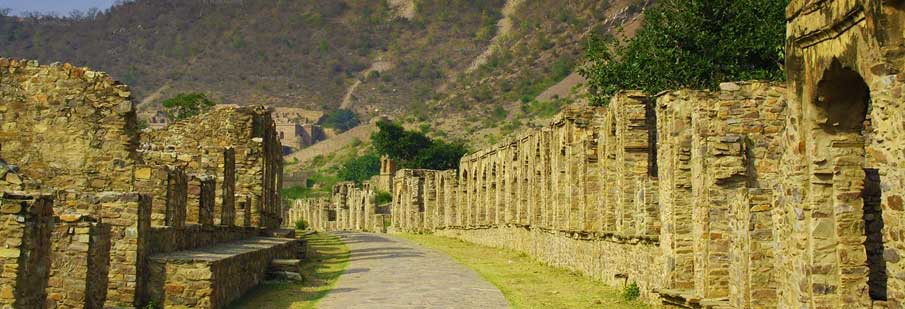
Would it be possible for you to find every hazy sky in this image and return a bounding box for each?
[0,0,118,16]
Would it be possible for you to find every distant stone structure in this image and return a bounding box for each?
[148,110,170,129]
[288,2,905,307]
[0,58,297,308]
[271,107,328,152]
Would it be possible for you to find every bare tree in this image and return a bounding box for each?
[0,8,11,17]
[69,9,84,20]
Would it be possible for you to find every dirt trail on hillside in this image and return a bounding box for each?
[284,123,377,165]
[465,0,524,73]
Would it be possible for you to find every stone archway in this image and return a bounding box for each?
[811,59,886,301]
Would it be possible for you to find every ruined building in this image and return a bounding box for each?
[0,58,296,308]
[289,1,905,307]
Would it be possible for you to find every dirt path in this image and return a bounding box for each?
[317,232,509,309]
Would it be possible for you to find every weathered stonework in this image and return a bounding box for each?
[0,193,53,308]
[296,52,902,307]
[140,106,284,229]
[1,57,291,308]
[0,59,138,193]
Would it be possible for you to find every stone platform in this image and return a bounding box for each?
[147,237,302,308]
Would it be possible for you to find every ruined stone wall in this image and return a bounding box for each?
[148,225,261,254]
[779,1,905,307]
[140,106,283,229]
[287,182,382,233]
[290,3,903,306]
[54,191,152,307]
[0,59,138,193]
[1,58,289,308]
[47,218,111,308]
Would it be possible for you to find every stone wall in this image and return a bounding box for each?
[288,182,382,233]
[147,238,301,308]
[47,218,111,308]
[148,225,261,254]
[54,191,152,307]
[0,59,137,193]
[140,106,284,229]
[780,0,905,307]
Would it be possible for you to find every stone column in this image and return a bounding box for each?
[221,148,236,226]
[0,193,53,308]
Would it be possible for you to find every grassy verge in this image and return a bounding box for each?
[228,232,349,309]
[397,233,648,309]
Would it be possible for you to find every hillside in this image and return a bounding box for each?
[421,0,650,146]
[0,0,505,118]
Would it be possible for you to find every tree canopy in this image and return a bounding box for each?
[371,120,467,170]
[161,92,216,120]
[337,151,381,183]
[580,0,787,106]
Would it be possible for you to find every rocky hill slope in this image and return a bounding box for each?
[0,0,504,117]
[0,0,649,146]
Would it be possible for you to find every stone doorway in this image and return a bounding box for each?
[812,59,886,301]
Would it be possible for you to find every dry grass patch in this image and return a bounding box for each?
[398,233,649,309]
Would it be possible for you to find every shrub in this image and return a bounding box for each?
[374,191,392,205]
[622,282,640,301]
[162,92,216,120]
[319,109,360,133]
[295,219,308,230]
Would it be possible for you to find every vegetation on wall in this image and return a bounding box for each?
[371,120,468,170]
[580,0,787,105]
[161,92,216,120]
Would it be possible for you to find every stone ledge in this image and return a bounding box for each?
[148,237,302,308]
[149,237,297,263]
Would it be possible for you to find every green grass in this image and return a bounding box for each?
[397,234,649,309]
[228,232,349,309]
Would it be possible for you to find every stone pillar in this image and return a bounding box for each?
[165,167,188,228]
[691,133,746,300]
[0,193,53,308]
[196,175,216,226]
[47,217,112,308]
[221,148,236,226]
[611,92,657,236]
[656,91,696,290]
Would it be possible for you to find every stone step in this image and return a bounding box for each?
[267,270,303,282]
[269,259,301,272]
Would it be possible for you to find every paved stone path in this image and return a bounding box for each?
[317,232,509,309]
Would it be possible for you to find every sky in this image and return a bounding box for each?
[0,0,118,16]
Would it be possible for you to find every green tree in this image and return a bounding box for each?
[580,0,787,106]
[162,93,216,120]
[337,152,380,183]
[411,140,468,170]
[371,120,431,164]
[320,109,360,133]
[371,120,468,170]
